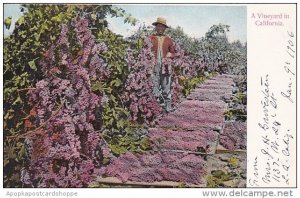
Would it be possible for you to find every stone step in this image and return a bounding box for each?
[102,151,207,185]
[197,84,233,90]
[187,88,232,101]
[158,100,226,130]
[148,127,219,154]
[202,78,235,88]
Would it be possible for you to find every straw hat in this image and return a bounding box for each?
[152,17,169,28]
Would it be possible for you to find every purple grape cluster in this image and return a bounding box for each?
[122,38,162,124]
[22,17,109,187]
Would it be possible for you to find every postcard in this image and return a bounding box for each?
[1,1,297,197]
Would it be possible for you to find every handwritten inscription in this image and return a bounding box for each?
[248,157,259,187]
[249,30,295,187]
[258,75,278,131]
[281,31,295,103]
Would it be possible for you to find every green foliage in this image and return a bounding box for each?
[225,77,247,121]
[96,29,129,130]
[4,16,12,29]
[101,102,130,133]
[166,26,200,56]
[95,28,137,152]
[207,175,217,187]
[227,41,247,75]
[232,91,246,104]
[207,170,234,187]
[228,157,240,167]
[126,25,153,52]
[110,6,138,26]
[224,108,247,121]
[224,109,234,120]
[180,73,216,97]
[205,24,230,38]
[97,28,129,94]
[170,23,246,75]
[104,128,151,155]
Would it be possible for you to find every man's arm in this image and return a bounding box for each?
[166,37,176,58]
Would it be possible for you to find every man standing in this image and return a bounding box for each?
[148,17,176,113]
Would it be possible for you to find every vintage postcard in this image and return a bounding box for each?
[1,1,297,197]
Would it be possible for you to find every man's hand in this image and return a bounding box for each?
[166,52,173,58]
